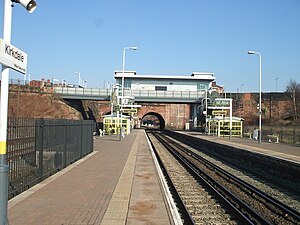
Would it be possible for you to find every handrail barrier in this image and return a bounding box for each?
[54,87,206,100]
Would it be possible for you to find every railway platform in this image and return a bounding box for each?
[179,131,300,163]
[8,129,173,225]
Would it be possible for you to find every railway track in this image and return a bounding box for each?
[146,130,300,225]
[166,131,300,214]
[165,130,300,197]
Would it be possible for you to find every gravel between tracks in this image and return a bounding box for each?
[148,133,239,225]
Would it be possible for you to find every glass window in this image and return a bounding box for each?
[155,86,167,91]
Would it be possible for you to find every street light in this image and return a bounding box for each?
[121,46,137,99]
[74,72,81,86]
[119,46,137,140]
[12,0,37,13]
[247,50,262,143]
[1,1,37,224]
[240,84,244,93]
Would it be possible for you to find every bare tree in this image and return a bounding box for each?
[286,79,300,122]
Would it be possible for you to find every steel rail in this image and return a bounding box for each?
[164,131,300,223]
[170,135,300,222]
[165,131,300,196]
[151,131,262,224]
[161,131,300,224]
[146,131,195,225]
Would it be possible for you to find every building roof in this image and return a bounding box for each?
[114,71,215,81]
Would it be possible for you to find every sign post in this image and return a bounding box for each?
[0,2,12,224]
[0,1,29,224]
[207,98,233,139]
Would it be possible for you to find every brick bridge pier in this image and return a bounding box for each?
[96,101,191,130]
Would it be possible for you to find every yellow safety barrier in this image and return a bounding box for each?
[0,142,6,154]
[103,116,131,136]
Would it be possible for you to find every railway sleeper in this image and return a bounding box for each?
[192,214,232,222]
[186,202,223,208]
[181,197,212,202]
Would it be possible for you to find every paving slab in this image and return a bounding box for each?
[127,130,172,225]
[8,129,172,225]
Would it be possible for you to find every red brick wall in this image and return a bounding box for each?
[97,102,191,129]
[95,92,294,128]
[232,92,293,125]
[137,103,191,129]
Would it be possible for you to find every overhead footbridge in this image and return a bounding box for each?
[54,71,218,103]
[54,87,206,103]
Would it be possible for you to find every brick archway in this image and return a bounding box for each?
[137,103,190,130]
[141,112,165,130]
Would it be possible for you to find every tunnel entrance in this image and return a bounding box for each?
[141,112,165,130]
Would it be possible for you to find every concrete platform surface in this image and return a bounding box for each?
[8,129,172,225]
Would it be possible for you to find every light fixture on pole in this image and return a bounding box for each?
[121,46,137,100]
[119,46,137,141]
[247,50,262,144]
[12,0,37,13]
[1,1,37,224]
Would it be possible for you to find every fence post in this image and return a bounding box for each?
[0,159,9,225]
[63,120,67,168]
[91,121,94,153]
[80,121,83,158]
[35,118,44,181]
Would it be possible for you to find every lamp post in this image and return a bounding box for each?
[275,77,278,92]
[121,46,137,99]
[75,72,81,87]
[1,1,37,224]
[240,84,244,93]
[119,46,137,140]
[205,89,208,133]
[248,50,262,143]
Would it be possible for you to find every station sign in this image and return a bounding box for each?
[123,108,137,113]
[0,38,27,74]
[212,110,227,116]
[208,98,232,110]
[215,98,231,107]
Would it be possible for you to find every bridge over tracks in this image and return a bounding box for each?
[54,87,206,103]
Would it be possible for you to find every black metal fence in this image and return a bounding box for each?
[244,125,300,145]
[7,118,95,199]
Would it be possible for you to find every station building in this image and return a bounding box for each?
[111,70,243,137]
[114,71,216,92]
[112,71,217,132]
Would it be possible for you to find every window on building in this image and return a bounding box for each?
[155,86,167,91]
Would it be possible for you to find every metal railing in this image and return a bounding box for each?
[54,87,111,96]
[7,118,95,199]
[127,89,205,99]
[54,87,206,101]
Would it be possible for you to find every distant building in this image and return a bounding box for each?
[28,80,43,87]
[211,81,224,94]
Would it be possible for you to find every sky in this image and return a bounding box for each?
[1,0,300,92]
